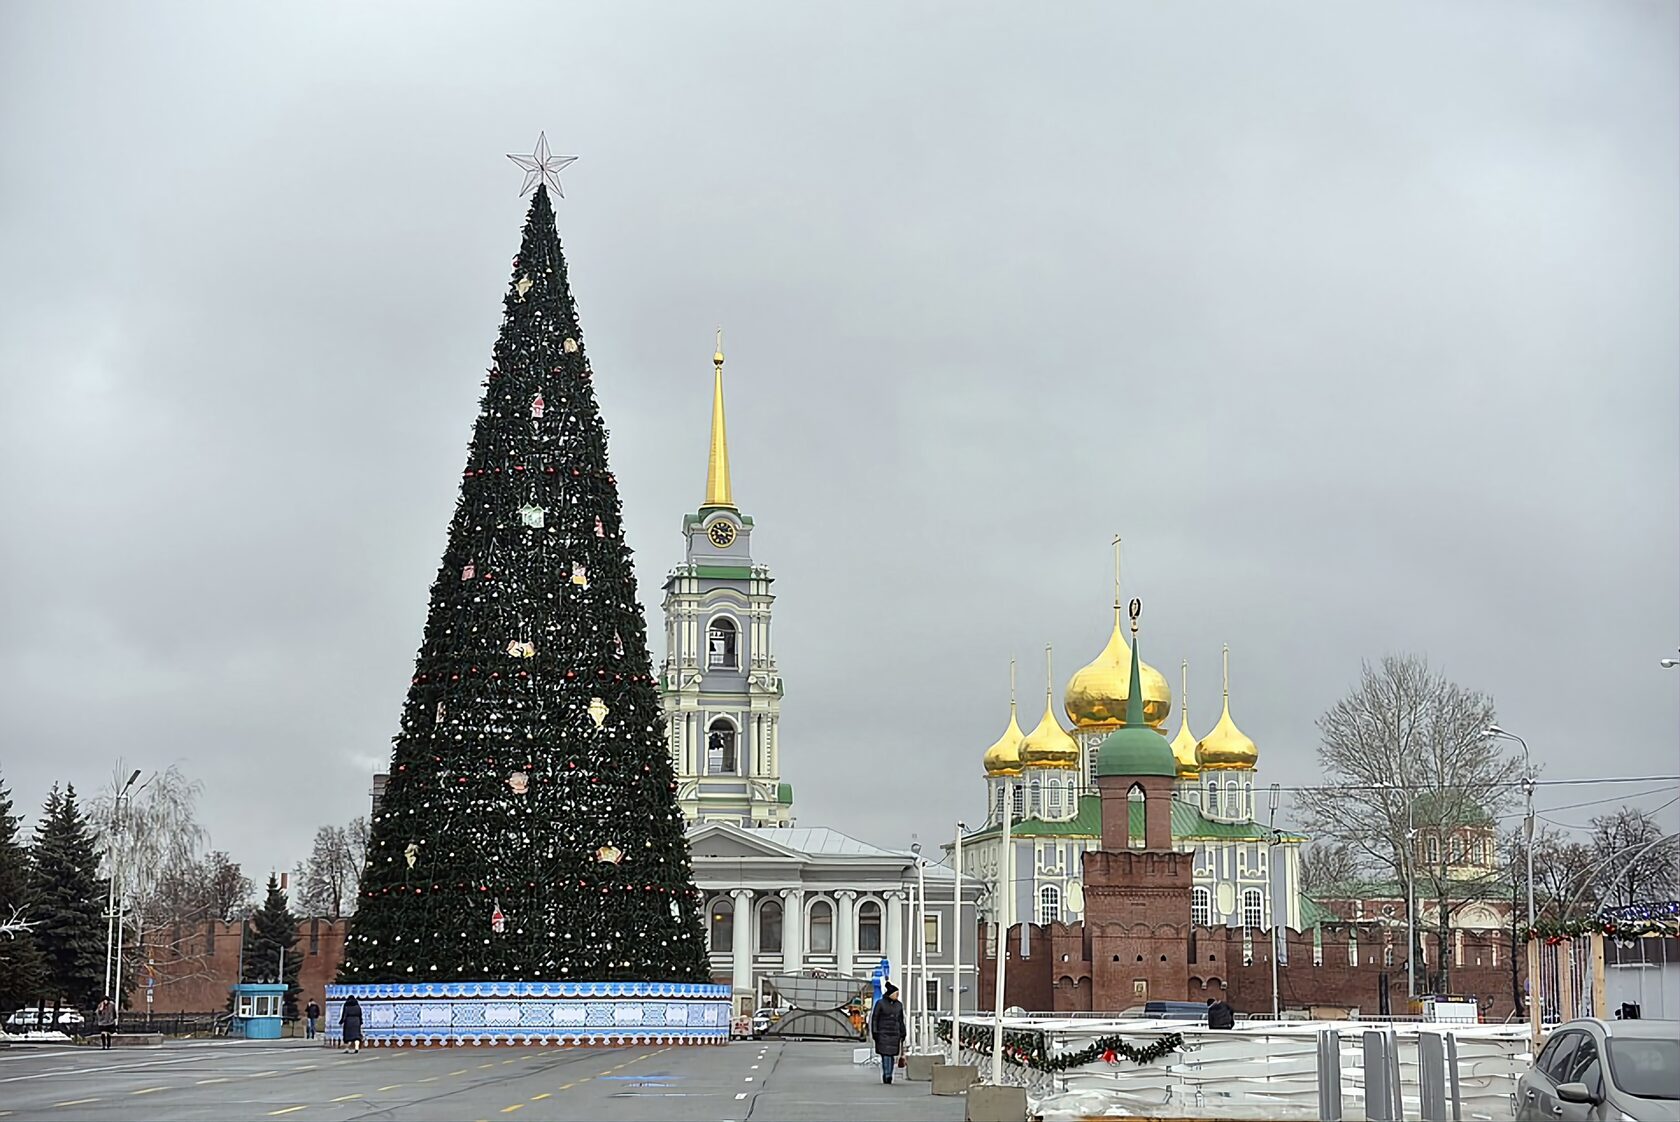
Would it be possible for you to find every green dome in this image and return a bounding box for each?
[1096,726,1178,778]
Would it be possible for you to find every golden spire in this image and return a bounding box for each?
[1170,658,1201,779]
[703,328,735,509]
[1020,645,1079,769]
[982,659,1026,777]
[1065,537,1172,730]
[1196,643,1259,770]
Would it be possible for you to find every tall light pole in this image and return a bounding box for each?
[103,769,142,1003]
[989,783,1013,1085]
[1267,784,1281,1019]
[1388,778,1416,1001]
[951,821,966,1066]
[913,845,930,1051]
[1487,726,1535,941]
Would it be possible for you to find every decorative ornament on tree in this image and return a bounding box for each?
[491,901,506,934]
[594,515,605,538]
[519,504,545,528]
[563,337,579,353]
[531,393,545,419]
[506,639,536,659]
[404,843,420,869]
[588,697,609,729]
[515,274,533,300]
[595,844,624,865]
[507,771,529,795]
[571,562,589,588]
[461,561,476,580]
[614,632,624,657]
[435,701,446,723]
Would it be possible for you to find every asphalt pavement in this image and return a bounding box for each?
[0,1036,966,1121]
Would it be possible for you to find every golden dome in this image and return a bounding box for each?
[1169,659,1200,780]
[1019,697,1080,770]
[981,705,1026,778]
[1196,645,1258,771]
[1064,614,1172,730]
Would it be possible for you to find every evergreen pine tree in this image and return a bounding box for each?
[29,784,106,1010]
[242,874,302,1019]
[0,769,47,1012]
[341,184,708,985]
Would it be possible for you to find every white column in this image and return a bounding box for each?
[835,891,857,979]
[884,891,905,989]
[731,889,753,1004]
[781,888,804,975]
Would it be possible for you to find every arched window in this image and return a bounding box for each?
[1128,784,1146,848]
[1348,929,1359,966]
[1449,834,1464,864]
[758,898,782,953]
[1191,886,1211,925]
[808,899,834,954]
[707,617,738,669]
[1454,928,1465,967]
[993,785,1006,822]
[1011,784,1025,820]
[1038,885,1061,925]
[1312,927,1324,966]
[1046,779,1062,818]
[1226,780,1239,818]
[857,900,882,954]
[706,718,738,774]
[1383,937,1394,967]
[709,897,733,952]
[1426,835,1441,865]
[1028,779,1041,816]
[1242,889,1263,929]
[1206,779,1219,815]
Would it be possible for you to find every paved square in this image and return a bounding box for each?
[0,1038,965,1121]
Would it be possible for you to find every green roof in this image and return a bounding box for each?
[776,782,794,806]
[694,565,753,580]
[1094,627,1176,778]
[1299,896,1338,928]
[963,798,1301,844]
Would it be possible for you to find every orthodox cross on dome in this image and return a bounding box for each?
[507,131,578,197]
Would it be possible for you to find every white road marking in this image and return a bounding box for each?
[735,1091,748,1099]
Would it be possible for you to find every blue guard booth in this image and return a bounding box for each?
[229,983,289,1040]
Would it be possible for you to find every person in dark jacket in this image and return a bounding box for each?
[340,995,364,1053]
[1206,996,1235,1029]
[305,999,321,1040]
[868,983,907,1084]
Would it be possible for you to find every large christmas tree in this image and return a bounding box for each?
[340,181,708,985]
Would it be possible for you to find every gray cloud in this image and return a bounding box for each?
[1,1,1675,873]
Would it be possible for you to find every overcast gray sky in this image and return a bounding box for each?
[2,2,1675,880]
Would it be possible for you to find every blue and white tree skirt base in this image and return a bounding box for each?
[323,981,732,1047]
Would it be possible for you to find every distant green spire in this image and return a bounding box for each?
[1095,602,1177,779]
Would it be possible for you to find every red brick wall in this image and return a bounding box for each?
[137,918,348,1013]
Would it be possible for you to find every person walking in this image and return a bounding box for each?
[1205,996,1235,1029]
[868,982,907,1085]
[94,996,117,1050]
[304,998,321,1040]
[340,995,363,1054]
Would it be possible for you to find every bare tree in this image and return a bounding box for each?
[1589,809,1678,909]
[298,826,358,918]
[1300,841,1362,896]
[1295,655,1524,993]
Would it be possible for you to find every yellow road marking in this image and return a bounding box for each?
[531,1093,551,1101]
[293,1064,318,1071]
[418,1075,439,1083]
[251,1070,280,1077]
[131,1087,168,1095]
[478,1062,496,1069]
[500,1106,524,1114]
[268,1109,308,1117]
[501,1058,515,1065]
[450,1068,469,1075]
[196,1077,230,1084]
[54,1101,100,1108]
[559,1082,575,1090]
[329,1094,363,1102]
[377,1084,403,1091]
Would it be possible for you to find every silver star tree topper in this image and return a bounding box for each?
[507,132,579,197]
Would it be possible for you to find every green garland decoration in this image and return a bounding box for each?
[936,1020,1182,1072]
[1527,917,1680,943]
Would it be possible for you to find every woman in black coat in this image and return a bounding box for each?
[339,996,364,1054]
[868,983,907,1085]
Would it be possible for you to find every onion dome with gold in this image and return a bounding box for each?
[981,703,1026,778]
[1095,605,1178,778]
[1065,613,1172,730]
[1195,644,1259,770]
[1169,659,1201,780]
[1021,648,1081,769]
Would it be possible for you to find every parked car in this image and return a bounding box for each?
[4,1007,86,1033]
[1117,1001,1210,1022]
[1515,1017,1680,1121]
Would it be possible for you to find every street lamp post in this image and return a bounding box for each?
[951,821,966,1066]
[1487,727,1535,940]
[103,769,142,1008]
